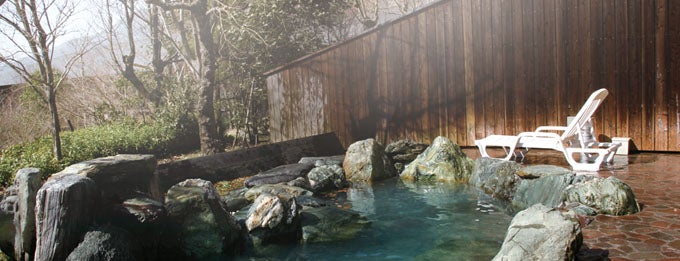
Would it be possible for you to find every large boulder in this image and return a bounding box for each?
[245,193,302,246]
[517,165,572,179]
[470,158,521,201]
[35,174,98,261]
[564,176,640,215]
[244,163,315,188]
[343,139,395,182]
[307,165,347,192]
[54,154,156,205]
[298,155,345,167]
[12,168,41,261]
[163,179,243,259]
[66,226,143,261]
[493,204,583,261]
[245,184,313,202]
[512,173,581,210]
[301,206,369,243]
[400,136,474,182]
[385,139,429,173]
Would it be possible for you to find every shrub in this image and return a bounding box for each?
[0,118,199,186]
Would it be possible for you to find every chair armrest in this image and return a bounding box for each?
[518,131,562,139]
[535,126,568,132]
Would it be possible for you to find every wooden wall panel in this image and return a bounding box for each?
[265,0,680,151]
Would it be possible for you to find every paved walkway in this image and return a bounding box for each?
[463,148,680,260]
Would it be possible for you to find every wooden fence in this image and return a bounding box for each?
[265,0,680,152]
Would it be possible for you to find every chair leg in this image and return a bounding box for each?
[476,143,516,161]
[564,149,607,171]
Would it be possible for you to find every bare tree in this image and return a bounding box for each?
[0,0,88,160]
[147,0,221,155]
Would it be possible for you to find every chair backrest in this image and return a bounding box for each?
[560,88,609,141]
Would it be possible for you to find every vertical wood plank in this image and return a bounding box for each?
[628,0,643,150]
[603,0,618,140]
[555,0,569,126]
[615,0,630,138]
[544,0,558,127]
[435,4,448,138]
[491,0,506,135]
[654,0,668,150]
[462,0,476,144]
[590,0,605,136]
[513,0,527,132]
[503,0,517,135]
[668,0,680,151]
[642,0,656,150]
[471,0,486,140]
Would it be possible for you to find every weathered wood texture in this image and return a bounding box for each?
[266,0,680,151]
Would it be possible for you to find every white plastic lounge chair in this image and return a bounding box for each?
[475,88,620,171]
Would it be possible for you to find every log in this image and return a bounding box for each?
[154,133,345,194]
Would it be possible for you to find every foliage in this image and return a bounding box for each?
[0,117,199,186]
[213,0,349,144]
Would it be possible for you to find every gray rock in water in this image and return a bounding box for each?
[286,177,312,191]
[512,173,581,210]
[470,158,521,201]
[54,154,156,205]
[246,193,301,249]
[245,184,313,202]
[298,155,345,167]
[400,136,474,182]
[301,206,369,243]
[66,226,143,261]
[517,165,573,179]
[564,176,640,215]
[493,204,583,261]
[245,163,315,188]
[343,139,395,182]
[385,139,429,173]
[307,165,346,192]
[107,197,166,261]
[35,174,98,261]
[13,168,41,261]
[164,179,243,259]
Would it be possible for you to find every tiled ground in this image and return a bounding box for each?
[463,148,680,260]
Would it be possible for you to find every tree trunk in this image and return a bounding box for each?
[194,0,221,155]
[48,88,62,161]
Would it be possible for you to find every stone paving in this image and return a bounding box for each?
[463,148,680,260]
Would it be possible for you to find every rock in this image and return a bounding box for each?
[163,179,243,259]
[295,195,330,208]
[222,188,251,212]
[0,187,17,260]
[245,163,315,188]
[385,139,428,172]
[54,154,156,205]
[512,173,580,210]
[66,226,143,261]
[245,184,313,202]
[343,139,395,182]
[564,176,640,215]
[493,204,583,261]
[298,155,345,167]
[12,168,41,261]
[517,165,573,179]
[301,206,369,243]
[245,193,302,246]
[470,158,521,201]
[307,165,347,192]
[286,177,311,191]
[35,174,98,261]
[107,197,166,261]
[400,136,474,182]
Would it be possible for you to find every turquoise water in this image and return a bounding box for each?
[246,178,513,261]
